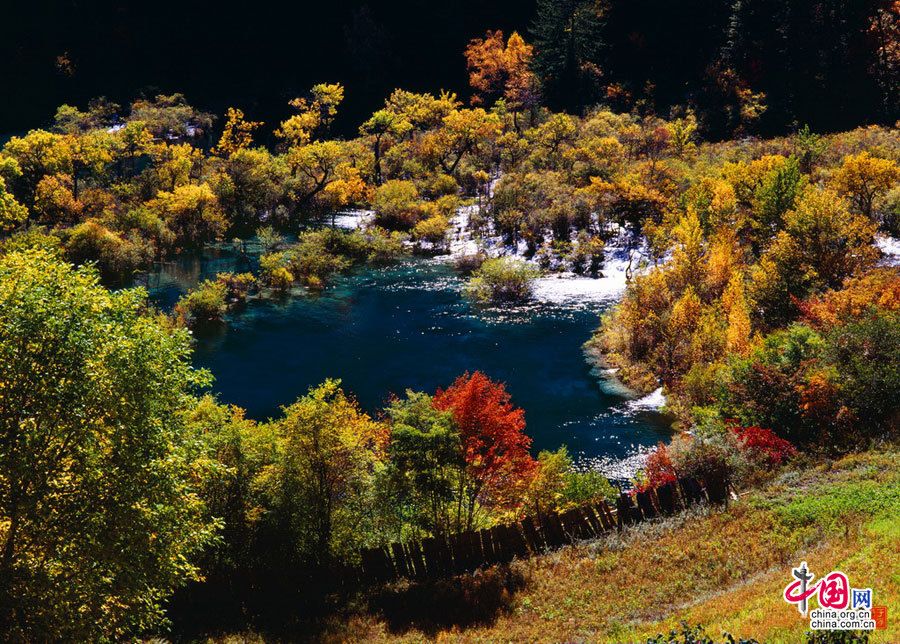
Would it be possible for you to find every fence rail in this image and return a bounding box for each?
[355,472,728,585]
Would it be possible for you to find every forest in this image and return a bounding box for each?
[0,1,898,642]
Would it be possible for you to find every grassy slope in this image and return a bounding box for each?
[325,449,899,643]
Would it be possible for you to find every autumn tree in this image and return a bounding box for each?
[0,249,215,640]
[384,391,462,536]
[360,109,412,185]
[211,107,262,157]
[149,183,227,249]
[828,151,900,220]
[0,158,28,232]
[750,187,879,328]
[261,380,387,564]
[276,83,345,147]
[465,31,540,127]
[129,93,214,141]
[433,372,536,529]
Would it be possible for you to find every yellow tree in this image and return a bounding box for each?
[211,107,262,157]
[276,83,344,147]
[359,109,412,185]
[0,157,28,232]
[150,183,227,249]
[263,380,387,563]
[828,151,900,218]
[465,30,540,124]
[425,108,502,176]
[149,142,202,192]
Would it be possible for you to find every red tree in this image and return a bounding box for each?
[433,371,536,526]
[638,442,678,492]
[727,421,798,466]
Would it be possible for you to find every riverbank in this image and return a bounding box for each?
[207,447,900,643]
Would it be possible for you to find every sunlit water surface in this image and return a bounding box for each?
[145,245,671,477]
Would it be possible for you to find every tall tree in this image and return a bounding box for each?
[433,372,536,529]
[530,0,606,112]
[0,249,215,640]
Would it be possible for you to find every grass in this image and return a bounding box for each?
[314,448,900,643]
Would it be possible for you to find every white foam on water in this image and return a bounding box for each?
[876,234,900,267]
[329,209,374,230]
[623,387,666,412]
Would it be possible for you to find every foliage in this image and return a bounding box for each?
[434,372,537,526]
[640,443,678,490]
[260,380,387,563]
[0,250,215,640]
[175,279,228,325]
[525,446,616,515]
[211,107,262,157]
[728,423,797,467]
[384,391,463,536]
[62,219,151,284]
[465,257,540,303]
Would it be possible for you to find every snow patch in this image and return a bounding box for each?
[876,234,900,267]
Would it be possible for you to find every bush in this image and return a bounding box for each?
[728,422,797,466]
[373,179,422,230]
[216,271,257,303]
[176,279,228,325]
[638,442,678,491]
[412,214,451,248]
[259,251,294,290]
[365,227,407,264]
[63,219,152,285]
[465,257,540,303]
[525,447,617,516]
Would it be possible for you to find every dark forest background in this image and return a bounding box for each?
[1,0,897,140]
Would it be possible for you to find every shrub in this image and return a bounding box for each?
[728,422,797,466]
[668,430,744,486]
[465,257,540,303]
[454,252,486,275]
[259,251,294,290]
[639,442,678,490]
[365,227,407,264]
[412,214,451,248]
[526,447,616,515]
[176,279,228,325]
[63,219,152,285]
[216,271,257,303]
[373,179,422,229]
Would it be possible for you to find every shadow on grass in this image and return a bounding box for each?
[366,565,528,637]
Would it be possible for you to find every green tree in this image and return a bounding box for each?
[385,391,463,537]
[530,0,606,111]
[0,249,216,640]
[261,380,386,564]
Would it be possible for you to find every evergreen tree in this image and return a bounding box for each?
[530,0,607,112]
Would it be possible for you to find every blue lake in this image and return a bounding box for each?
[146,245,671,475]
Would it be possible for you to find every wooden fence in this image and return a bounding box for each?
[356,472,729,585]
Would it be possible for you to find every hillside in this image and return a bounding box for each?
[315,449,899,643]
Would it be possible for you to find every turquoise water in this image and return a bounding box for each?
[146,245,671,474]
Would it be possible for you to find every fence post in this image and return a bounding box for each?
[635,489,657,519]
[391,542,410,578]
[406,541,426,580]
[521,516,544,554]
[656,482,676,514]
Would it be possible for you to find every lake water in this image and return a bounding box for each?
[145,244,671,477]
